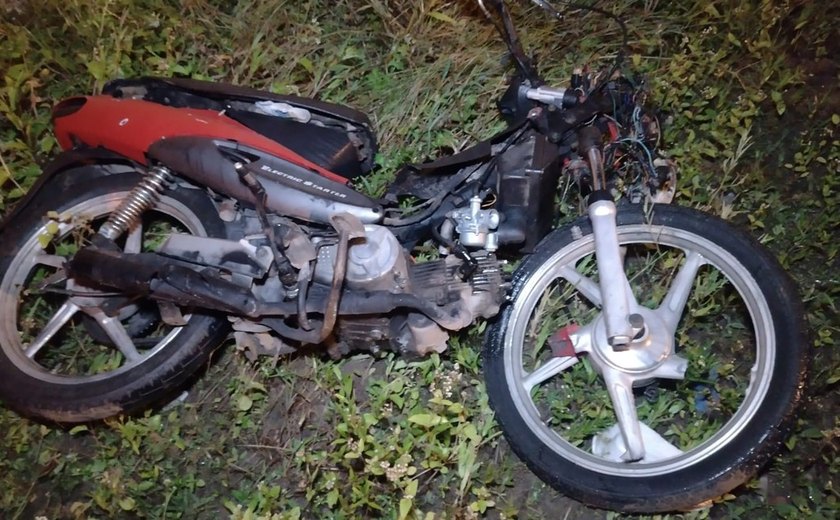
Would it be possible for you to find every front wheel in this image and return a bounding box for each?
[483,204,809,512]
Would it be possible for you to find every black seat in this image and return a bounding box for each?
[105,76,374,129]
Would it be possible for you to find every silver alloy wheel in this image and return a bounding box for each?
[503,223,775,477]
[0,192,206,385]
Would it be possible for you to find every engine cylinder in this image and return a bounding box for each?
[314,225,410,292]
[346,225,408,290]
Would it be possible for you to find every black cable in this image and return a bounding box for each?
[233,163,298,290]
[431,217,479,280]
[383,163,481,227]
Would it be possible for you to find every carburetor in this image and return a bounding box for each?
[447,196,500,251]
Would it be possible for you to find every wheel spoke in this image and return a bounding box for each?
[637,422,684,461]
[592,419,684,462]
[34,254,66,269]
[85,308,142,362]
[523,356,578,394]
[24,300,80,358]
[124,222,143,253]
[556,264,602,307]
[602,369,645,461]
[656,250,706,333]
[34,270,68,292]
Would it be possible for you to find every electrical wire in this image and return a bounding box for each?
[617,137,657,177]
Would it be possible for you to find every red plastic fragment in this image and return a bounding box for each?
[547,323,580,358]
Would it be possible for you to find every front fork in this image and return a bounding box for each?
[579,127,641,349]
[588,192,637,348]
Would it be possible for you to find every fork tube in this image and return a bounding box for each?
[580,124,634,348]
[588,192,633,348]
[579,125,634,348]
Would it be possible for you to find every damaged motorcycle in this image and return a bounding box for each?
[0,0,808,513]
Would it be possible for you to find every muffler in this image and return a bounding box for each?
[66,246,260,316]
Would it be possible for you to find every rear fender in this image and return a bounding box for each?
[0,148,138,233]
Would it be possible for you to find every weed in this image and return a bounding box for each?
[0,0,838,518]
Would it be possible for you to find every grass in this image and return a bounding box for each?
[1,0,839,518]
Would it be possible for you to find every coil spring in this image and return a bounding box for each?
[98,166,173,240]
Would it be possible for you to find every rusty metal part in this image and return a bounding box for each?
[578,125,607,191]
[297,264,314,331]
[312,213,366,342]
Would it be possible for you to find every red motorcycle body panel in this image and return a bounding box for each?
[53,96,349,185]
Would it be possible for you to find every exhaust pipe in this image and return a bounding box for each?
[66,247,260,316]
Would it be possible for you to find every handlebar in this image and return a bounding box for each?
[480,0,629,94]
[478,0,542,85]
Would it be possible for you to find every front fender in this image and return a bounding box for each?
[0,147,138,233]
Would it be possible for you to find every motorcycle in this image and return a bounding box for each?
[0,0,809,513]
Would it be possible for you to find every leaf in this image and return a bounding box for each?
[460,423,479,442]
[457,440,479,495]
[448,402,464,414]
[297,57,314,73]
[405,479,418,497]
[408,413,447,427]
[400,482,418,520]
[37,232,52,248]
[326,488,339,507]
[69,425,88,435]
[399,497,412,520]
[342,46,364,61]
[236,394,253,412]
[800,427,824,439]
[726,33,741,47]
[428,11,456,24]
[770,91,786,115]
[832,113,840,125]
[118,497,136,511]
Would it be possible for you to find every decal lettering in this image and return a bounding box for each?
[259,164,348,199]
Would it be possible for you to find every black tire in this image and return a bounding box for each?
[483,204,809,512]
[0,169,230,423]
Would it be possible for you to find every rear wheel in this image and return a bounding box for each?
[483,204,809,512]
[0,170,230,422]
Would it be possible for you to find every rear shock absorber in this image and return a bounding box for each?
[98,166,173,240]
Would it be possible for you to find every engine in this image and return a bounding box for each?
[312,225,506,357]
[68,202,508,360]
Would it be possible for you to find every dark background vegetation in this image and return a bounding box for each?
[0,0,838,518]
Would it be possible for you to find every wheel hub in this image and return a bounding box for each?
[589,308,674,376]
